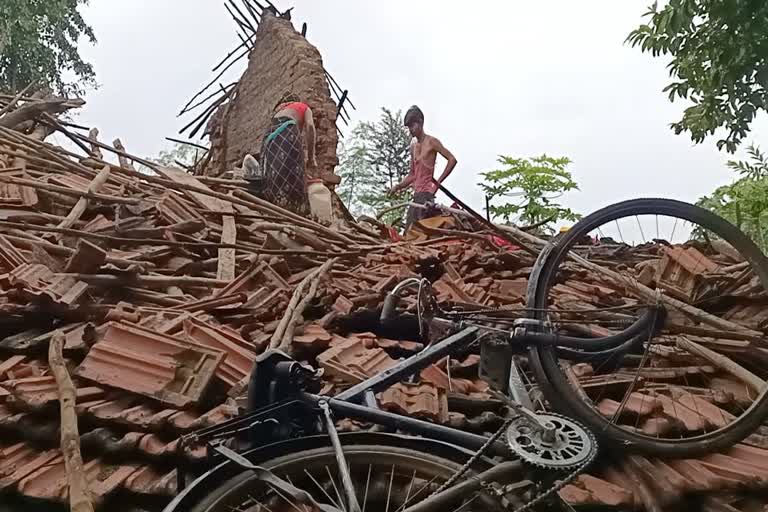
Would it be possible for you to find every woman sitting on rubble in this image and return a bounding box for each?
[261,92,317,215]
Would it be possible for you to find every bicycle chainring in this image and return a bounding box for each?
[505,413,596,470]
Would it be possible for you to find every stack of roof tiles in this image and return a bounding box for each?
[0,118,767,511]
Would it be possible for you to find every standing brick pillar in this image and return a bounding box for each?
[206,10,339,181]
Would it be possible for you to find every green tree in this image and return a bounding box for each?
[0,0,97,95]
[697,144,768,251]
[336,139,369,215]
[135,143,205,175]
[627,1,768,152]
[157,143,204,168]
[479,154,580,230]
[336,108,412,226]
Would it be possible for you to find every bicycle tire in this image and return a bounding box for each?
[188,443,509,512]
[528,198,768,457]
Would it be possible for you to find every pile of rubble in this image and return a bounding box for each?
[1,105,768,511]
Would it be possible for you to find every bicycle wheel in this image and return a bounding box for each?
[188,443,513,512]
[528,198,768,457]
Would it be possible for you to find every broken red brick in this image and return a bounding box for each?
[560,474,634,507]
[332,295,354,315]
[183,317,257,388]
[0,356,26,380]
[378,382,448,423]
[317,337,398,384]
[75,322,224,407]
[5,375,104,411]
[597,393,662,418]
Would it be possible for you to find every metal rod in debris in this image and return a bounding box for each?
[225,0,256,33]
[325,70,357,110]
[376,201,472,220]
[240,0,262,25]
[437,183,537,255]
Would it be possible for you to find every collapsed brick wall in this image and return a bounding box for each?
[206,11,339,178]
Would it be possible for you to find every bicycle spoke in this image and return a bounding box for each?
[400,469,416,512]
[325,465,344,511]
[635,215,646,242]
[362,465,372,512]
[610,311,657,425]
[450,494,480,512]
[305,469,342,510]
[268,485,308,512]
[385,464,395,512]
[394,475,441,512]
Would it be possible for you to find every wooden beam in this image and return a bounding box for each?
[49,332,94,512]
[55,165,111,235]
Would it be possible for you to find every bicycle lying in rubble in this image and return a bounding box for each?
[165,198,768,512]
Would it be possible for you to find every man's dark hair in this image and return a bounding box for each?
[404,105,424,125]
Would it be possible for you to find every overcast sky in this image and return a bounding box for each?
[72,0,768,218]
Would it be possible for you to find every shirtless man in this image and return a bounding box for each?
[388,106,458,230]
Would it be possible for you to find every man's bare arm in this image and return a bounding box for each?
[389,143,416,194]
[304,108,317,168]
[392,174,415,194]
[434,138,457,184]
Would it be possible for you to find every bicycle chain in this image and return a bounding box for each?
[432,414,598,512]
[429,417,516,497]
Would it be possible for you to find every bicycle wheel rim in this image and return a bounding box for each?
[530,198,768,456]
[188,444,508,512]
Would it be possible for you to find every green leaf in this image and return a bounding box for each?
[479,153,580,231]
[627,0,768,150]
[335,108,412,224]
[699,143,768,251]
[0,0,98,95]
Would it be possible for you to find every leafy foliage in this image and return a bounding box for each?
[157,143,204,168]
[0,0,97,95]
[479,155,580,229]
[336,139,370,215]
[726,144,768,180]
[627,1,768,152]
[337,108,412,226]
[697,143,768,251]
[135,143,204,175]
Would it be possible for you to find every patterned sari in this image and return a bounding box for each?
[261,116,309,215]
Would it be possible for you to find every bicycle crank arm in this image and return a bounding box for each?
[489,389,551,433]
[212,444,342,512]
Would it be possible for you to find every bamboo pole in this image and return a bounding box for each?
[49,332,94,512]
[0,83,36,117]
[0,175,139,204]
[279,258,337,351]
[59,273,230,289]
[677,336,765,393]
[494,215,765,339]
[56,165,111,234]
[87,128,103,159]
[0,220,360,257]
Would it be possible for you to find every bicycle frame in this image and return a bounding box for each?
[175,268,651,508]
[177,326,515,483]
[177,273,653,486]
[175,324,529,512]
